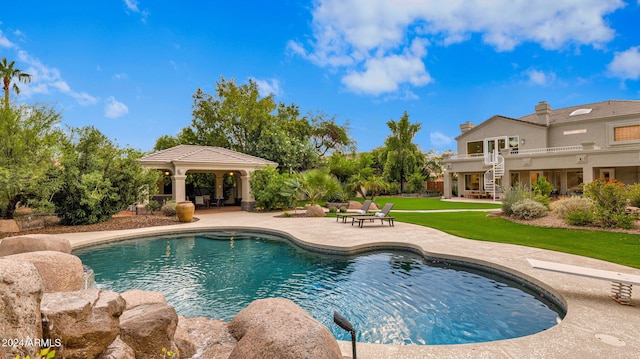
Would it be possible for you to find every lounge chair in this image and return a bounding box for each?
[351,203,395,228]
[195,196,206,209]
[336,200,373,223]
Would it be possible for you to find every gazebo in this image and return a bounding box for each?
[138,145,278,211]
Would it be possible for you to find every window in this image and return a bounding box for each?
[464,174,480,191]
[614,125,640,141]
[466,141,483,156]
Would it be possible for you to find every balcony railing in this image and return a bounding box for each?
[446,145,586,161]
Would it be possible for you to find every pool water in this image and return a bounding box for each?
[74,232,564,345]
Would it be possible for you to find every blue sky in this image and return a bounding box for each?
[1,1,639,153]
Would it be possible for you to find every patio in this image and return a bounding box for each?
[65,211,640,358]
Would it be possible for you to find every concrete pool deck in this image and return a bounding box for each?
[64,211,640,358]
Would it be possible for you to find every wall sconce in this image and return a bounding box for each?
[229,172,234,176]
[520,139,526,145]
[163,170,171,176]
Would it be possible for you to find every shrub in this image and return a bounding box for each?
[328,206,338,213]
[250,166,294,210]
[161,200,177,216]
[532,177,554,197]
[147,200,160,213]
[339,206,347,213]
[583,179,633,228]
[501,184,532,216]
[628,183,640,207]
[565,209,594,226]
[511,199,548,220]
[551,196,595,219]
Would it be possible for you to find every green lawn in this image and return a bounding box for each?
[393,211,640,269]
[374,196,501,210]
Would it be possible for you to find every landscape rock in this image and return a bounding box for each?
[119,303,179,359]
[347,201,362,210]
[0,234,72,256]
[40,289,125,359]
[3,251,84,292]
[228,298,342,359]
[175,316,237,359]
[120,289,168,310]
[305,204,326,217]
[0,219,20,233]
[96,336,136,359]
[369,202,379,211]
[0,259,44,358]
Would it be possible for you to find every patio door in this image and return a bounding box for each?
[483,137,507,165]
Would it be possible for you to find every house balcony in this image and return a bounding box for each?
[443,143,598,162]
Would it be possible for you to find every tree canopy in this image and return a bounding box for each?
[156,77,354,172]
[379,111,425,192]
[1,57,31,108]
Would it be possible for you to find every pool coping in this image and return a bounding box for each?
[63,211,640,358]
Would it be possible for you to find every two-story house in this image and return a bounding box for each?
[442,100,640,199]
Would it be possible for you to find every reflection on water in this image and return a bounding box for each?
[75,233,563,345]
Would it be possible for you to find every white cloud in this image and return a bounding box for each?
[292,0,624,95]
[105,96,129,119]
[14,49,98,105]
[252,78,282,97]
[342,40,432,95]
[430,131,453,147]
[524,68,557,86]
[0,30,14,48]
[113,73,128,80]
[608,46,640,81]
[123,0,149,23]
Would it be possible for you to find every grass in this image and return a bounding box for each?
[374,196,501,210]
[393,211,640,269]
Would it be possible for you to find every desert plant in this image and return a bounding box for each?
[162,200,177,216]
[328,206,338,213]
[551,197,595,219]
[565,209,595,226]
[147,199,161,213]
[583,179,633,228]
[628,183,640,207]
[511,199,548,220]
[339,206,347,213]
[501,184,533,216]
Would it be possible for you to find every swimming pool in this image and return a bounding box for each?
[74,230,565,345]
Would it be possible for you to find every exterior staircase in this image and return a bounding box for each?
[483,150,504,200]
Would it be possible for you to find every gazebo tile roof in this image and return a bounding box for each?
[138,145,278,166]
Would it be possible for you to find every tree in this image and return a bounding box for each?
[0,104,62,219]
[283,169,341,205]
[249,166,294,210]
[51,126,160,225]
[380,111,425,192]
[1,57,32,108]
[308,111,355,156]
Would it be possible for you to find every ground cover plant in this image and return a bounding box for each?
[393,211,640,269]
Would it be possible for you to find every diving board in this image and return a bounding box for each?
[527,258,640,305]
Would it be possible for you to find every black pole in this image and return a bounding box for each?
[333,311,356,359]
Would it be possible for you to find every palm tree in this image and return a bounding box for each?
[382,111,424,192]
[1,57,31,108]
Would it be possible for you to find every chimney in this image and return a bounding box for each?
[535,101,551,126]
[459,121,475,133]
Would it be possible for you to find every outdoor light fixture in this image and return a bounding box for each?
[333,311,356,359]
[164,171,170,176]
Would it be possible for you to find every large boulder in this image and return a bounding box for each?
[347,201,362,210]
[3,251,84,292]
[305,204,326,217]
[120,289,168,310]
[40,289,125,359]
[228,298,342,359]
[119,303,179,359]
[0,234,72,256]
[0,259,44,358]
[96,336,136,359]
[175,316,237,359]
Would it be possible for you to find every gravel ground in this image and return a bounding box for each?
[505,210,640,235]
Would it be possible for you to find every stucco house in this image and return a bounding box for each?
[442,100,640,199]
